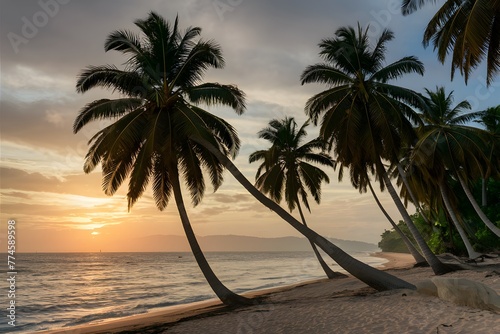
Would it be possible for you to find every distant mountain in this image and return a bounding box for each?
[127,234,378,253]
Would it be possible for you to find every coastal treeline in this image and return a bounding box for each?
[380,178,500,255]
[74,1,500,306]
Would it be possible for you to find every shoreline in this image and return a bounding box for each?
[37,251,416,334]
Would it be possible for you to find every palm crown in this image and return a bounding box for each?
[73,12,246,210]
[402,0,500,85]
[300,25,425,191]
[411,87,491,183]
[249,117,335,212]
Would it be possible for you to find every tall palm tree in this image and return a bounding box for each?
[411,87,500,243]
[73,12,252,305]
[476,105,500,205]
[300,24,452,274]
[401,0,500,85]
[249,117,346,279]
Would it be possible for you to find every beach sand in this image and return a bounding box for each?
[39,252,500,334]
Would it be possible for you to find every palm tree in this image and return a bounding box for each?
[73,12,252,305]
[197,136,416,291]
[401,0,500,85]
[300,24,452,274]
[411,87,500,244]
[476,106,500,205]
[249,117,346,279]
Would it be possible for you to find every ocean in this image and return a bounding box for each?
[1,251,386,333]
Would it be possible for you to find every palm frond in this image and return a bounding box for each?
[370,56,424,82]
[300,64,352,86]
[401,0,441,15]
[151,155,172,210]
[76,65,148,96]
[73,98,143,133]
[187,83,246,115]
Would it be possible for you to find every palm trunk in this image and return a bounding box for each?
[194,137,416,291]
[296,201,347,279]
[439,180,482,259]
[367,180,427,265]
[170,167,252,305]
[457,174,500,238]
[397,164,432,225]
[482,178,487,207]
[380,165,451,275]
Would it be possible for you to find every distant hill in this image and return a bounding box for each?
[127,235,379,253]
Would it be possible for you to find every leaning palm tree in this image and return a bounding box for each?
[401,0,500,85]
[199,137,416,291]
[411,87,500,244]
[476,106,500,205]
[249,117,346,279]
[74,12,251,305]
[301,24,452,274]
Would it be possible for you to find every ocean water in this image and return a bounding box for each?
[1,251,386,333]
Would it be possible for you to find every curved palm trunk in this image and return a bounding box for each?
[367,180,427,265]
[457,174,500,238]
[380,167,452,275]
[195,137,416,291]
[397,164,432,225]
[296,201,348,279]
[482,178,487,207]
[439,181,482,259]
[170,169,252,305]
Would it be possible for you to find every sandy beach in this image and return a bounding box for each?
[39,252,500,334]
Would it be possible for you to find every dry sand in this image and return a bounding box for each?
[39,252,500,334]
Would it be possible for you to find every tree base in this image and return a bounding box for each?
[327,271,349,279]
[413,261,430,268]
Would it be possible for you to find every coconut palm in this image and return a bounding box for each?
[476,105,500,205]
[401,0,500,85]
[300,24,452,274]
[411,87,500,243]
[198,136,416,291]
[73,12,252,305]
[249,117,346,279]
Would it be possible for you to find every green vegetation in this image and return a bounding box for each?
[379,179,500,255]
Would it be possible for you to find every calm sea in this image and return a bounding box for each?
[1,251,386,333]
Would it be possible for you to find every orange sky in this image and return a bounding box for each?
[1,0,498,252]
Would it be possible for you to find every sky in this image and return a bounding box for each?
[1,0,499,252]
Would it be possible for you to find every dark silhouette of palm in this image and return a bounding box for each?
[74,12,250,305]
[411,87,499,242]
[249,117,345,279]
[301,24,451,274]
[401,0,500,85]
